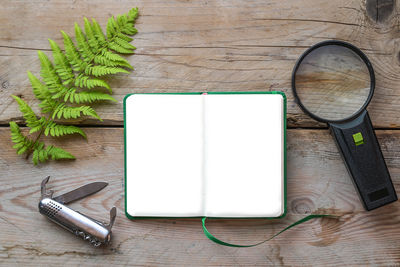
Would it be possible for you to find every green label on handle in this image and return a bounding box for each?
[353,132,364,146]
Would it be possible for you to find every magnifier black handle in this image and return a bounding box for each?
[329,110,397,211]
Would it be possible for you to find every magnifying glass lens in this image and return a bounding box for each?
[294,45,371,121]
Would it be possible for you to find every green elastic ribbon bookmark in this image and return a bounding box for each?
[202,214,338,247]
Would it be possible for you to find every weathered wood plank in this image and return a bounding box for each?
[1,0,400,265]
[1,0,400,127]
[0,128,399,266]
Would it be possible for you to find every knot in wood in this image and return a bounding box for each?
[366,0,395,23]
[291,197,315,214]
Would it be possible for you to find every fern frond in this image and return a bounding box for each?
[11,7,139,165]
[28,72,51,101]
[11,95,37,123]
[127,7,139,23]
[91,18,106,44]
[100,49,130,63]
[46,145,75,160]
[39,98,59,114]
[74,74,111,91]
[11,95,46,133]
[44,121,86,138]
[32,143,75,165]
[29,117,47,134]
[94,53,133,69]
[52,103,101,120]
[106,17,118,40]
[75,23,95,62]
[9,122,36,155]
[49,39,74,84]
[117,32,133,42]
[84,17,100,51]
[118,13,138,35]
[32,142,44,165]
[64,89,116,104]
[27,72,59,113]
[84,64,129,77]
[106,8,138,54]
[62,31,86,71]
[38,51,66,95]
[120,23,138,36]
[115,36,136,50]
[51,86,69,100]
[108,42,135,54]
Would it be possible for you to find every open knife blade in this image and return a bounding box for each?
[53,182,108,204]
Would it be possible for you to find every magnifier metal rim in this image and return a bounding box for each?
[291,40,375,124]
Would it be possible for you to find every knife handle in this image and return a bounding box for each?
[39,198,113,247]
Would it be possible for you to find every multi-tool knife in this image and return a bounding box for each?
[39,176,116,247]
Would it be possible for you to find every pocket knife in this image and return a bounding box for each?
[39,176,116,247]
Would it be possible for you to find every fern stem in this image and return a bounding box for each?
[25,128,44,159]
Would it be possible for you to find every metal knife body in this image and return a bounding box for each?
[38,176,116,247]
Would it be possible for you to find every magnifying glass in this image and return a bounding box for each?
[292,40,397,210]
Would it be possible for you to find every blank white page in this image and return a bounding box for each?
[204,94,284,217]
[125,94,204,217]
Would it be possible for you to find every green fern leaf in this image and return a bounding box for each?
[11,95,45,133]
[108,42,135,54]
[91,18,106,44]
[118,12,138,35]
[17,144,29,155]
[46,145,75,160]
[49,39,74,84]
[11,7,139,165]
[106,9,138,42]
[32,143,75,164]
[114,36,136,50]
[39,149,47,162]
[94,54,133,69]
[51,86,69,100]
[29,117,47,134]
[75,23,95,62]
[106,17,117,39]
[64,89,116,104]
[85,64,129,76]
[74,74,111,91]
[64,88,76,103]
[45,121,86,138]
[52,103,101,120]
[101,49,130,64]
[117,32,133,42]
[27,72,58,113]
[38,99,58,114]
[127,7,139,22]
[84,17,100,51]
[121,24,138,36]
[32,141,46,164]
[9,121,36,155]
[34,142,48,163]
[62,31,86,71]
[28,71,51,101]
[38,51,66,95]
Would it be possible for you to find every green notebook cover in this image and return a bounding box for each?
[124,91,287,219]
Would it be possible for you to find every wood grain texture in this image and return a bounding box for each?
[1,0,400,266]
[1,0,400,127]
[0,128,399,266]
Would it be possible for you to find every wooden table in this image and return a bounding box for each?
[1,0,399,265]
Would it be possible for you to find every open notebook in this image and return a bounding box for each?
[124,92,286,218]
